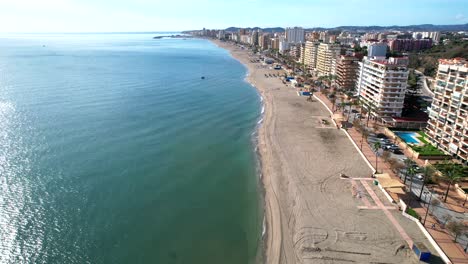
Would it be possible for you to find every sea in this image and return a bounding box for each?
[0,33,263,264]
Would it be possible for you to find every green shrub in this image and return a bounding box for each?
[406,207,420,220]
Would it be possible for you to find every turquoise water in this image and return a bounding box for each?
[0,33,262,263]
[395,131,420,144]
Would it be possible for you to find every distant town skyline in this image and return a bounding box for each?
[0,0,467,33]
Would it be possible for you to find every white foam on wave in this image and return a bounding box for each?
[260,106,265,115]
[262,217,266,237]
[257,118,264,124]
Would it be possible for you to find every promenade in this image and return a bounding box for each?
[315,91,468,264]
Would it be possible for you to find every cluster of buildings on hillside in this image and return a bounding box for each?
[192,27,467,164]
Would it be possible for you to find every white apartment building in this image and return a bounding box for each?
[426,58,468,163]
[412,31,441,43]
[285,27,305,44]
[356,56,409,117]
[279,38,290,54]
[316,43,341,76]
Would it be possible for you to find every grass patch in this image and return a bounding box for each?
[406,207,421,220]
[411,144,446,156]
[416,131,429,144]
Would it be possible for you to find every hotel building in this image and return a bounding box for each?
[316,43,341,76]
[336,55,360,90]
[303,41,320,70]
[426,58,468,163]
[355,56,409,117]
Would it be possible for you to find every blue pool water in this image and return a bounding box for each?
[395,131,420,144]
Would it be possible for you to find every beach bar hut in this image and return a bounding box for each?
[412,242,431,261]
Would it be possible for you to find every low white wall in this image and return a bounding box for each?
[399,199,452,263]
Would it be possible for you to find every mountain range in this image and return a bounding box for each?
[219,24,468,33]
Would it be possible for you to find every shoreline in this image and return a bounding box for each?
[209,39,277,263]
[210,39,438,264]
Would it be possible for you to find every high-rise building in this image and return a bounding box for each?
[279,37,290,54]
[367,42,388,57]
[356,56,409,117]
[336,55,360,90]
[251,30,259,46]
[285,27,305,44]
[303,41,320,70]
[217,30,225,40]
[259,34,270,50]
[270,38,280,50]
[299,44,306,64]
[426,58,468,163]
[289,44,302,60]
[319,31,328,42]
[316,43,341,76]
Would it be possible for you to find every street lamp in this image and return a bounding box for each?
[423,187,434,226]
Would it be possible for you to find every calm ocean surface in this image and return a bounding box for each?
[0,33,262,263]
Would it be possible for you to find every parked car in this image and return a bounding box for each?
[390,149,403,155]
[376,133,388,139]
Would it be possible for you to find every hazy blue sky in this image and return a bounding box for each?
[0,0,467,32]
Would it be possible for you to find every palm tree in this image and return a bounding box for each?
[330,97,337,111]
[365,102,377,127]
[441,162,463,202]
[361,130,369,150]
[403,159,414,185]
[353,119,362,132]
[419,165,435,201]
[407,166,416,194]
[373,141,381,173]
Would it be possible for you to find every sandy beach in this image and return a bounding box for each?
[212,40,439,264]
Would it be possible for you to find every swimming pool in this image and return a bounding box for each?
[394,131,420,144]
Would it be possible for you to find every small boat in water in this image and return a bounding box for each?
[201,76,205,79]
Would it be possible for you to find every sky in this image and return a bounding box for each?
[0,0,467,32]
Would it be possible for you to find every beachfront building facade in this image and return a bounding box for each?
[426,58,468,163]
[316,43,341,76]
[303,41,320,71]
[336,55,360,90]
[299,44,306,64]
[285,27,305,44]
[356,56,409,118]
[279,37,289,54]
[270,38,280,50]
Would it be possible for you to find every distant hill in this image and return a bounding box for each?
[308,24,468,32]
[224,27,285,33]
[184,24,468,33]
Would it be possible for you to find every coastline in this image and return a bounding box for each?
[210,39,436,264]
[210,39,279,263]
